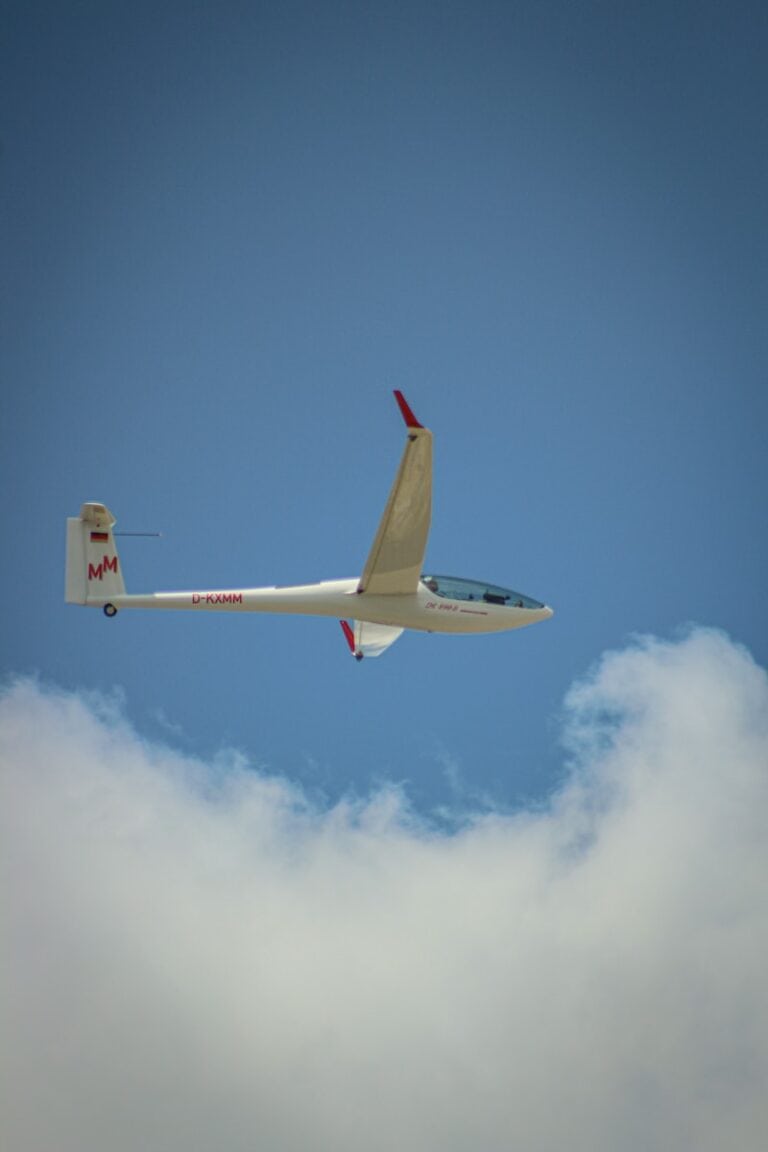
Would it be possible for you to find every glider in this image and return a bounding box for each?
[66,392,553,659]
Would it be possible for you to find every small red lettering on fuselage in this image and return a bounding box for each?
[191,593,243,606]
[88,555,119,581]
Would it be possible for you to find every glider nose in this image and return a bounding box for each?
[541,605,554,621]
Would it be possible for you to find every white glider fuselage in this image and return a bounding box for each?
[91,578,553,635]
[67,391,553,658]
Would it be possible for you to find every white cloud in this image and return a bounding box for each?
[2,628,767,1152]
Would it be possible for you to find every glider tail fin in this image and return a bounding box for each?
[66,503,126,604]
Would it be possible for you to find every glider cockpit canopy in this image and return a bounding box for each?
[421,574,544,610]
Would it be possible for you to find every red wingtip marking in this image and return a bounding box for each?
[393,390,423,429]
[340,620,356,654]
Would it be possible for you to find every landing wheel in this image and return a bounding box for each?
[103,603,118,618]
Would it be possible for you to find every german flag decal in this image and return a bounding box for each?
[90,531,109,542]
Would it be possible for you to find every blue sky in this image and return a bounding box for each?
[2,0,767,812]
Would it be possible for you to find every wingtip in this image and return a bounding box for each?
[393,390,423,429]
[340,619,356,654]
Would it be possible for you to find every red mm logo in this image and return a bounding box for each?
[88,555,119,581]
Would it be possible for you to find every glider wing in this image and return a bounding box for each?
[341,619,405,659]
[358,391,432,595]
